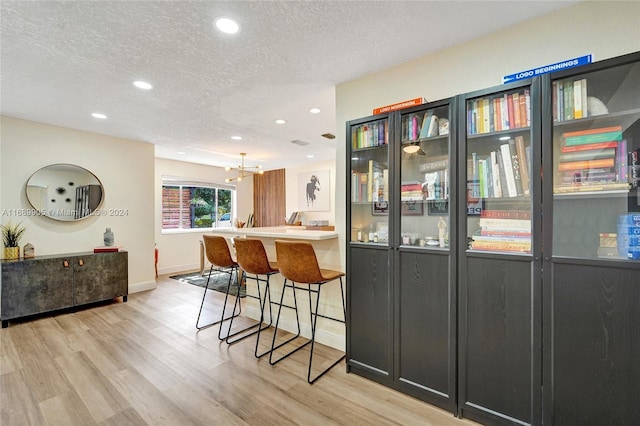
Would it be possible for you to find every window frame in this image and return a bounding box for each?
[161,177,235,233]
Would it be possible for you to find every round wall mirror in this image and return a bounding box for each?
[26,164,104,221]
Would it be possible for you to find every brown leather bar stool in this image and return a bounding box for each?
[223,238,279,358]
[196,235,241,331]
[269,239,346,384]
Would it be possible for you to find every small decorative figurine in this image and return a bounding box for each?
[438,217,447,248]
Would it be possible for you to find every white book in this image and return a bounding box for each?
[500,143,518,197]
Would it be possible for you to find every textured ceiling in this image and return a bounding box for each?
[1,1,578,171]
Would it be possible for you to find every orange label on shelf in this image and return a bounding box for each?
[373,98,425,115]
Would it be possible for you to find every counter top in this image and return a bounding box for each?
[209,226,338,240]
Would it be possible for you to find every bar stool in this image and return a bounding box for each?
[196,235,241,330]
[223,238,279,358]
[269,239,346,384]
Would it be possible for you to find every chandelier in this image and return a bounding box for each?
[224,152,264,183]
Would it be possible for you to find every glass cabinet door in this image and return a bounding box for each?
[551,59,640,260]
[399,104,451,248]
[349,117,390,245]
[465,86,533,254]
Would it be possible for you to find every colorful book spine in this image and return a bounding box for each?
[558,148,616,163]
[481,209,531,219]
[561,141,618,153]
[558,158,615,171]
[562,125,622,138]
[564,131,623,146]
[617,139,627,182]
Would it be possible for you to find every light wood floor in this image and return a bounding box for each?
[1,275,478,426]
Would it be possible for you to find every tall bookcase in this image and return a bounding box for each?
[346,98,458,413]
[541,51,640,425]
[345,51,639,425]
[457,78,542,425]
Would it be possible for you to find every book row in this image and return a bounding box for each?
[468,136,530,199]
[401,112,449,142]
[467,89,531,135]
[352,120,389,149]
[351,160,388,203]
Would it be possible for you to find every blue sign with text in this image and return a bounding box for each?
[503,55,593,84]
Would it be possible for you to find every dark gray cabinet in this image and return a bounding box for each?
[457,78,542,425]
[1,251,128,327]
[346,99,457,413]
[542,52,640,425]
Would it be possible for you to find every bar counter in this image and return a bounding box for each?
[207,226,345,351]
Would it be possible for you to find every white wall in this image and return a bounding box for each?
[285,159,336,226]
[335,1,640,261]
[0,116,156,292]
[154,157,254,275]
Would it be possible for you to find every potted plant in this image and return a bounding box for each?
[1,221,26,260]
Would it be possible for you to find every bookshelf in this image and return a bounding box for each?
[542,52,640,425]
[346,51,640,426]
[457,78,541,425]
[346,98,457,413]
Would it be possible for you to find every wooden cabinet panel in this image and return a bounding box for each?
[1,256,74,320]
[547,262,640,424]
[398,250,454,410]
[460,256,533,424]
[74,252,128,305]
[347,246,392,379]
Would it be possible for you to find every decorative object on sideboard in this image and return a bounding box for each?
[104,227,114,246]
[23,243,35,259]
[1,221,26,260]
[224,152,264,183]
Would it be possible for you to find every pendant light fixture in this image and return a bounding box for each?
[225,153,264,183]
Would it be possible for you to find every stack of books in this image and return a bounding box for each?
[470,209,531,252]
[554,125,630,193]
[617,214,640,260]
[400,181,423,201]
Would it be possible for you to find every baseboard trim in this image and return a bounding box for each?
[129,280,157,293]
[158,264,201,277]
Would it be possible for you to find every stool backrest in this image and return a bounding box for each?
[234,238,276,275]
[274,240,323,284]
[203,235,235,268]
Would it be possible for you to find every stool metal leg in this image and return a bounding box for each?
[269,279,307,366]
[221,271,274,346]
[268,277,347,384]
[196,265,240,330]
[306,277,346,384]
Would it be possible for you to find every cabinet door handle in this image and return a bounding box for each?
[78,259,84,266]
[63,260,70,268]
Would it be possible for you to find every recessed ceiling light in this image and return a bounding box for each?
[91,113,107,119]
[275,119,286,124]
[307,155,315,158]
[215,17,239,34]
[133,80,153,90]
[499,136,511,140]
[231,136,242,140]
[309,108,321,114]
[177,151,186,155]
